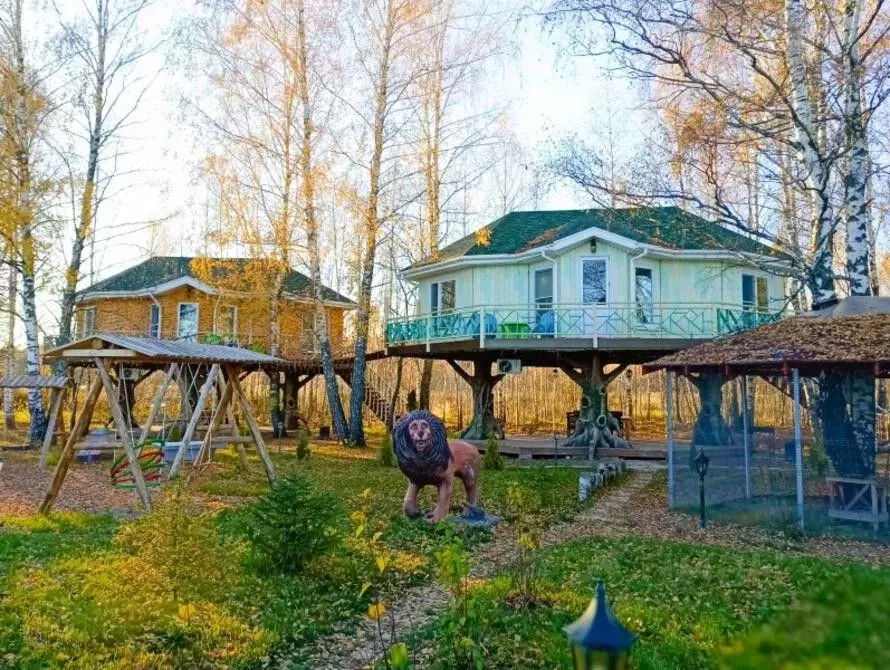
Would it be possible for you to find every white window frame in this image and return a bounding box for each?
[741,272,769,313]
[177,302,200,341]
[578,256,610,305]
[634,266,654,324]
[148,304,162,338]
[430,278,457,315]
[81,306,97,338]
[533,267,554,307]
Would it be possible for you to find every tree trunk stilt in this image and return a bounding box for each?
[686,371,733,447]
[447,359,504,440]
[561,356,628,454]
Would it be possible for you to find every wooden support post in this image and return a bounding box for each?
[96,359,152,511]
[195,369,234,466]
[226,364,277,483]
[138,364,179,445]
[169,364,220,478]
[39,386,66,470]
[39,376,102,514]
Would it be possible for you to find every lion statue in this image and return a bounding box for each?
[393,410,480,523]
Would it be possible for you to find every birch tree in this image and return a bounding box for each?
[345,0,429,445]
[54,0,159,347]
[0,0,54,442]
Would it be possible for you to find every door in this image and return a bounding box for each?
[580,257,609,335]
[533,268,554,335]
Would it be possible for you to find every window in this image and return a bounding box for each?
[218,305,237,339]
[742,274,769,312]
[430,279,456,315]
[534,268,553,312]
[635,267,654,323]
[149,304,161,338]
[81,307,96,337]
[177,303,199,341]
[581,259,608,304]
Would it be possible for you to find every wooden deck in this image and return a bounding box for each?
[469,436,674,460]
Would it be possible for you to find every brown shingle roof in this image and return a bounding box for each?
[644,309,890,376]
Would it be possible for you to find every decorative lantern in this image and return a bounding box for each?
[694,448,710,528]
[564,580,636,669]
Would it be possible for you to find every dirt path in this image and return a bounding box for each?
[300,470,651,670]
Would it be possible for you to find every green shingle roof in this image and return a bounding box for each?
[412,207,781,269]
[79,256,354,305]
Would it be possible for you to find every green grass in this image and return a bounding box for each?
[421,535,890,669]
[0,444,590,668]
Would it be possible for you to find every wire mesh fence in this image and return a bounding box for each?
[667,372,890,541]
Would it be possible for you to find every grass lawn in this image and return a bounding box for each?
[420,535,890,669]
[1,442,885,668]
[0,444,589,669]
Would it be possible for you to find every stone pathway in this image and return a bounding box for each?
[299,471,649,669]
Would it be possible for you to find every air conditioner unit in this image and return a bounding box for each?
[119,367,144,382]
[496,359,522,375]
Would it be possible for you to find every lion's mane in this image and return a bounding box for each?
[393,410,452,486]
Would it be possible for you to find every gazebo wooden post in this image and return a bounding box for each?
[95,358,152,511]
[169,364,220,478]
[226,364,277,483]
[39,375,103,514]
[741,375,751,500]
[666,370,675,509]
[792,368,804,530]
[39,386,66,470]
[138,363,179,444]
[195,367,234,466]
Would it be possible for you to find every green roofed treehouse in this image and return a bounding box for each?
[388,207,790,445]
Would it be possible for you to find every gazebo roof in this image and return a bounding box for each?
[644,297,890,377]
[43,334,286,367]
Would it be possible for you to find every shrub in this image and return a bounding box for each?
[483,430,504,470]
[377,432,395,467]
[246,476,343,572]
[297,428,311,460]
[806,435,830,477]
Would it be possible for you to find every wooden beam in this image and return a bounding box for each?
[446,359,472,385]
[39,386,66,470]
[39,376,103,514]
[168,364,220,478]
[604,363,629,386]
[226,364,277,483]
[195,368,234,466]
[138,363,179,445]
[95,359,152,511]
[559,364,584,387]
[62,349,137,358]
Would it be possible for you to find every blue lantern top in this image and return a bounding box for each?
[564,581,636,653]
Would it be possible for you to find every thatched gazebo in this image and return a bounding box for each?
[645,297,890,530]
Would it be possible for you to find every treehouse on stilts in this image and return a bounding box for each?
[385,207,790,454]
[38,334,284,514]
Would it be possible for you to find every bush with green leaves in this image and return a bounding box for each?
[297,428,311,460]
[377,432,395,467]
[246,475,344,572]
[483,430,504,470]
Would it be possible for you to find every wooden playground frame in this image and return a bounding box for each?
[38,335,284,514]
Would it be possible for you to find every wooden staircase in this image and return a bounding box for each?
[337,366,401,426]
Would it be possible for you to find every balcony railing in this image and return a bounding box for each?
[385,303,784,348]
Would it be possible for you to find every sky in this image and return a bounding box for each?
[81,2,641,286]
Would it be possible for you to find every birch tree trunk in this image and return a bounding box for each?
[58,0,109,348]
[295,0,348,440]
[785,0,836,308]
[4,264,15,429]
[842,0,871,296]
[348,0,396,446]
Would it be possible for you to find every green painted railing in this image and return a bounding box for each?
[385,303,784,347]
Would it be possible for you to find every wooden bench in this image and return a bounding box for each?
[827,476,889,532]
